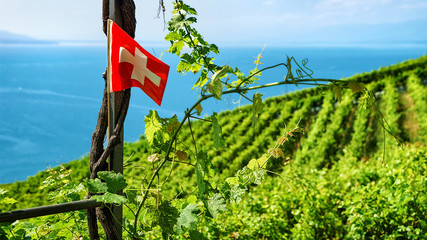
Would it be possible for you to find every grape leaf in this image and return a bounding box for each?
[196,152,211,198]
[212,113,226,148]
[252,93,264,128]
[349,81,364,93]
[333,84,342,102]
[187,195,198,204]
[159,201,179,237]
[165,115,179,134]
[195,103,203,116]
[97,171,127,194]
[225,177,238,186]
[209,66,228,99]
[247,155,268,170]
[207,193,227,217]
[193,70,209,89]
[268,148,285,159]
[126,189,138,205]
[238,167,266,185]
[144,110,163,145]
[190,230,207,240]
[85,178,107,194]
[176,150,188,161]
[165,31,181,41]
[92,192,127,204]
[176,203,199,231]
[230,184,247,204]
[169,40,185,56]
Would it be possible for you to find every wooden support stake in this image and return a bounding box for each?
[0,200,102,223]
[108,0,124,239]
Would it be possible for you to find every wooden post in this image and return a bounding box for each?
[108,0,124,238]
[0,200,102,222]
[88,1,134,239]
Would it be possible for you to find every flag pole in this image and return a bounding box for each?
[107,20,112,172]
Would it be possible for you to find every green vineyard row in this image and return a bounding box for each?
[2,55,426,239]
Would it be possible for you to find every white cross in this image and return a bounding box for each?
[119,47,161,87]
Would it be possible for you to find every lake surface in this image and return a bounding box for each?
[1,44,426,183]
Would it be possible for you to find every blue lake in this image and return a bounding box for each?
[0,44,426,183]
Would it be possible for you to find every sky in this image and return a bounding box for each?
[0,0,427,46]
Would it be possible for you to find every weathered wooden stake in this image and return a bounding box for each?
[86,1,135,239]
[0,200,101,223]
[108,0,124,238]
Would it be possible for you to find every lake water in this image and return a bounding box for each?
[1,44,426,183]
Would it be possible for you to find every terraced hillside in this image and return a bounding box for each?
[121,55,427,196]
[1,56,426,239]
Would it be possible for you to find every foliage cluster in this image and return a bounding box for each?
[204,144,427,239]
[2,55,426,239]
[1,0,426,238]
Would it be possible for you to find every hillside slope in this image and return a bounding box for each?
[1,55,426,239]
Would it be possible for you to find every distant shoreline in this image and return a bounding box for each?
[0,40,59,45]
[0,30,59,45]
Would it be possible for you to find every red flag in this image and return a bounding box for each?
[107,20,170,106]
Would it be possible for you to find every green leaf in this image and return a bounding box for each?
[196,156,210,197]
[2,197,17,205]
[230,184,247,204]
[209,66,228,99]
[333,84,342,102]
[165,115,180,134]
[212,65,228,81]
[185,196,197,206]
[189,230,207,240]
[225,177,238,186]
[126,189,138,205]
[145,111,177,148]
[176,150,188,161]
[145,110,163,145]
[92,192,128,204]
[238,167,266,185]
[170,40,185,55]
[159,201,179,237]
[186,17,197,23]
[193,69,209,89]
[195,103,203,116]
[247,155,267,170]
[248,68,261,83]
[185,6,198,15]
[85,178,108,194]
[207,193,227,217]
[195,151,213,199]
[253,93,264,113]
[209,44,219,55]
[97,171,127,194]
[177,60,192,73]
[165,31,181,41]
[268,147,285,158]
[349,81,364,93]
[176,204,199,231]
[212,112,226,148]
[252,93,264,128]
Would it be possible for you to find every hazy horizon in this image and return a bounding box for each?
[1,0,426,47]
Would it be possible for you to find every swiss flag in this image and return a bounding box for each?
[107,20,170,106]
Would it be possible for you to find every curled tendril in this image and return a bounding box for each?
[287,56,314,81]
